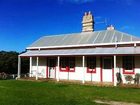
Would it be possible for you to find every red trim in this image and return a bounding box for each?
[87,68,96,73]
[100,57,102,82]
[69,68,75,72]
[60,69,75,72]
[123,70,135,74]
[122,56,135,74]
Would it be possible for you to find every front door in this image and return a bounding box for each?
[47,58,56,78]
[102,57,113,82]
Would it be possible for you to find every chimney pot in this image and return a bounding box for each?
[107,25,115,30]
[85,12,87,16]
[88,11,91,15]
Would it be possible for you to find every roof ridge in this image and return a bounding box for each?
[41,30,107,38]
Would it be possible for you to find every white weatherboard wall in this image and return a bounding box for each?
[31,57,47,78]
[116,56,140,84]
[70,57,85,80]
[59,57,84,80]
[116,56,125,83]
[116,56,129,84]
[85,56,100,82]
[29,56,140,84]
[59,57,101,82]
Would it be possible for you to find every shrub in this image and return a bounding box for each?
[0,72,7,80]
[134,73,140,85]
[116,72,122,85]
[125,75,133,84]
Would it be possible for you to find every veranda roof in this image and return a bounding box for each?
[20,47,140,57]
[27,30,140,49]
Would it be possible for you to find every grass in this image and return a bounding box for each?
[0,80,140,105]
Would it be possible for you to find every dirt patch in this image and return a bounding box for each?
[94,100,140,105]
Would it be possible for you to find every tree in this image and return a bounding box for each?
[0,51,29,74]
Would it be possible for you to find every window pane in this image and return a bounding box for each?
[60,58,67,69]
[60,57,75,72]
[69,57,75,71]
[87,57,96,72]
[49,59,56,67]
[104,58,112,69]
[123,56,133,70]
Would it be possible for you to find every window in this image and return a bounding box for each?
[103,58,112,69]
[60,57,75,72]
[69,58,75,71]
[49,58,56,67]
[123,56,134,74]
[60,57,67,71]
[87,57,96,73]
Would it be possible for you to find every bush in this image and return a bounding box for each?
[0,72,7,80]
[125,75,133,84]
[134,73,140,85]
[116,72,122,85]
[0,51,29,74]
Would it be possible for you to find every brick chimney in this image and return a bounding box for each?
[82,11,94,32]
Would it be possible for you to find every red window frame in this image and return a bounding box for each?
[123,56,135,74]
[87,57,96,73]
[60,57,75,72]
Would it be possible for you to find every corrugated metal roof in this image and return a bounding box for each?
[20,47,140,57]
[28,30,140,48]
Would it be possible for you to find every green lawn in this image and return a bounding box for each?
[0,80,140,105]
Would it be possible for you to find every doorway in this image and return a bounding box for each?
[102,57,113,82]
[47,58,56,79]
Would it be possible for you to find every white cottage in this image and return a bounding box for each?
[18,12,140,86]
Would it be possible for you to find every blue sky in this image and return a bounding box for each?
[0,0,140,52]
